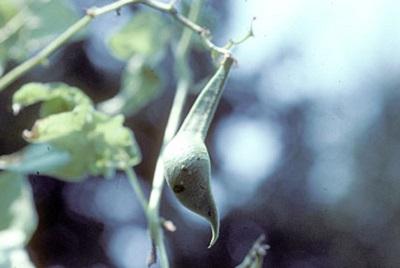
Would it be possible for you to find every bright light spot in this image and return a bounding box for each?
[215,116,281,191]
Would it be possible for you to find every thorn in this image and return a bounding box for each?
[250,16,257,37]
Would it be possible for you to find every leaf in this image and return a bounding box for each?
[108,12,171,60]
[0,172,37,268]
[0,0,80,72]
[25,0,78,42]
[12,82,142,181]
[0,144,70,175]
[103,11,170,116]
[12,82,92,116]
[98,56,161,116]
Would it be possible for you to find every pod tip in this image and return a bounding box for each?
[207,218,219,248]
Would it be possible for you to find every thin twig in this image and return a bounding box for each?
[146,1,204,267]
[0,1,222,266]
[125,167,148,211]
[0,0,229,92]
[0,0,141,91]
[0,15,89,91]
[142,0,230,56]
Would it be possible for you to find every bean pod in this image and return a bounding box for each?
[163,56,233,247]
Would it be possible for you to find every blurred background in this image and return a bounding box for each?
[1,0,400,267]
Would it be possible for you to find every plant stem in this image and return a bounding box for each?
[146,1,204,267]
[125,167,148,211]
[0,0,142,92]
[0,0,229,92]
[0,15,89,91]
[142,0,229,56]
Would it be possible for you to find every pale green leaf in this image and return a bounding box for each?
[0,0,80,72]
[108,12,171,60]
[0,172,37,244]
[0,144,70,175]
[26,0,78,41]
[0,172,37,268]
[98,56,161,115]
[12,82,142,181]
[12,82,92,116]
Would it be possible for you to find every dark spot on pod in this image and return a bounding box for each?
[173,184,185,193]
[36,171,40,175]
[181,166,189,172]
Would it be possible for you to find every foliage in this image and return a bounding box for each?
[0,172,37,268]
[100,12,170,116]
[0,0,79,75]
[0,0,256,267]
[12,82,142,181]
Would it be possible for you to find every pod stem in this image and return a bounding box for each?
[179,56,234,140]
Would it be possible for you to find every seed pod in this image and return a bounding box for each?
[163,56,233,247]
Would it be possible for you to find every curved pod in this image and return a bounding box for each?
[163,56,233,248]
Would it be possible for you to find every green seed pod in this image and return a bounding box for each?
[163,56,233,248]
[163,131,218,247]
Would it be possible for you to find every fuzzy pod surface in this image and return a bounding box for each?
[163,57,233,247]
[163,131,219,247]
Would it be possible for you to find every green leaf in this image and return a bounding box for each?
[98,56,161,115]
[108,12,171,60]
[12,82,142,181]
[0,172,37,243]
[0,0,80,72]
[12,82,92,116]
[0,172,37,268]
[25,0,78,42]
[0,144,70,175]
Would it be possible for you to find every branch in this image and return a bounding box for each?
[0,0,142,92]
[146,1,204,267]
[0,0,230,92]
[125,167,148,212]
[1,2,230,266]
[142,0,230,56]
